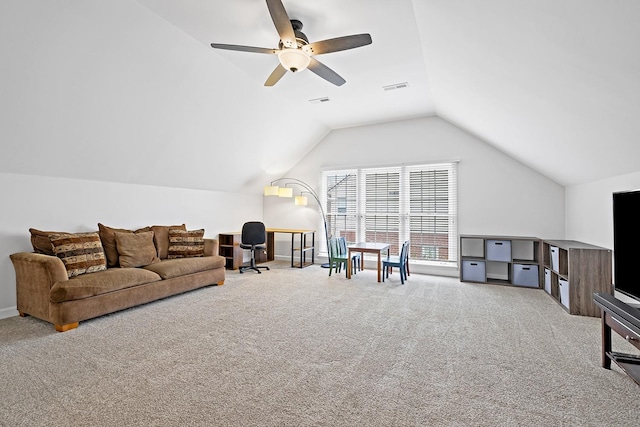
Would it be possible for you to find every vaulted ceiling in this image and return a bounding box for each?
[2,1,639,193]
[136,0,640,187]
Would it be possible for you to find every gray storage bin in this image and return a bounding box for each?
[544,268,551,294]
[486,240,511,262]
[512,264,539,288]
[461,260,486,282]
[559,278,570,309]
[550,246,559,271]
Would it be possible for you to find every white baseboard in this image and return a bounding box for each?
[0,306,19,320]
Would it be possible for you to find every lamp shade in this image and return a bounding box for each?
[264,185,279,196]
[277,48,310,72]
[278,187,293,198]
[295,195,308,206]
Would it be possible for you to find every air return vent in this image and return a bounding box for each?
[309,97,330,104]
[383,82,409,91]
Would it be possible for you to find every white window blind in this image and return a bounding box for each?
[321,162,457,264]
[362,167,402,254]
[322,170,358,253]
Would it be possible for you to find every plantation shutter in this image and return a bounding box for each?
[323,170,358,245]
[405,163,458,262]
[362,168,401,254]
[322,162,457,264]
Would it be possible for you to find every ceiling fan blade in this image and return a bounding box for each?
[305,34,373,55]
[307,57,346,86]
[210,43,277,55]
[264,64,288,86]
[266,0,296,48]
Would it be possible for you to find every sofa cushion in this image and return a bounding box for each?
[168,229,205,259]
[150,224,187,259]
[49,232,107,278]
[142,256,225,280]
[50,268,162,303]
[29,228,65,256]
[98,223,152,268]
[114,231,160,268]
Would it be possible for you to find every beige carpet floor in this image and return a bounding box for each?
[1,261,639,426]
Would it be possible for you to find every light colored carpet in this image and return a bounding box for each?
[1,261,639,426]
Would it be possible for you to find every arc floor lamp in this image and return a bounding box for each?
[264,178,330,267]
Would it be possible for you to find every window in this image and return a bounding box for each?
[321,162,458,265]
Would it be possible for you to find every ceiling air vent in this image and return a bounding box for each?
[309,97,330,104]
[383,82,409,91]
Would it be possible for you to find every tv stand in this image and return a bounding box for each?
[593,292,640,385]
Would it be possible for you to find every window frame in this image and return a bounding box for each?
[320,162,458,266]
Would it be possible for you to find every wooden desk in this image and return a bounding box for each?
[347,242,391,282]
[219,228,315,269]
[266,228,315,268]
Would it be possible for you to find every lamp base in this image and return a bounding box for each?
[320,263,330,268]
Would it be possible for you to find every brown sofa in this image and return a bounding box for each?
[10,224,226,332]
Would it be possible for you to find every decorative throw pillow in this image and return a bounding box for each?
[98,223,151,267]
[49,232,107,278]
[114,231,160,268]
[29,228,64,256]
[168,229,205,259]
[150,224,187,259]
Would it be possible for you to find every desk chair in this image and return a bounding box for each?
[239,221,270,274]
[382,241,409,284]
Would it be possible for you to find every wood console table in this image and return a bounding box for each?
[593,292,640,385]
[218,228,315,269]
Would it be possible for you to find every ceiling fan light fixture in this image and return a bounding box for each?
[277,48,310,72]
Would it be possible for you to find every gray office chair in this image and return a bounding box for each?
[239,221,270,274]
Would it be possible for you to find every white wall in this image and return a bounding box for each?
[264,116,565,275]
[566,170,640,248]
[0,0,327,195]
[565,170,640,303]
[0,172,261,318]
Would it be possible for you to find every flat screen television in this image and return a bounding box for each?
[613,189,640,303]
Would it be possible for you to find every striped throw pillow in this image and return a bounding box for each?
[167,229,205,259]
[49,232,107,278]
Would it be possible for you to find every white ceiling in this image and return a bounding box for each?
[3,1,638,191]
[136,0,640,187]
[136,0,436,130]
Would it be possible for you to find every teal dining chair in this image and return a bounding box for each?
[382,241,409,284]
[338,236,360,274]
[328,237,349,277]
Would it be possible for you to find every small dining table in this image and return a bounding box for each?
[347,242,391,282]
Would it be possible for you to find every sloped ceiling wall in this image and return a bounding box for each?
[0,0,328,194]
[413,0,640,186]
[2,1,639,192]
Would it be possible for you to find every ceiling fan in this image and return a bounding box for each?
[210,0,372,87]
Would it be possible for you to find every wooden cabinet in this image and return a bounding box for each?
[218,232,243,270]
[460,235,541,288]
[542,240,612,317]
[594,293,640,385]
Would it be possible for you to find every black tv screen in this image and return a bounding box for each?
[613,189,640,301]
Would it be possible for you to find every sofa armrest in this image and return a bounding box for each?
[204,238,219,257]
[10,252,68,321]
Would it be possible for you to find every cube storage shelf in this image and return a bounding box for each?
[461,235,613,317]
[460,235,541,288]
[218,232,266,270]
[542,240,612,317]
